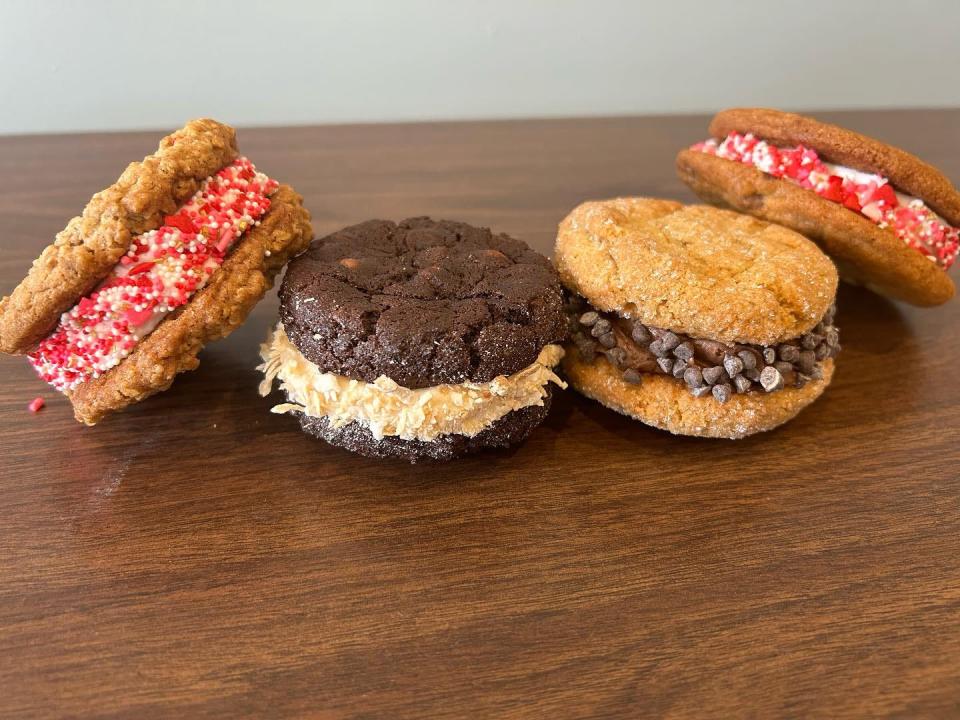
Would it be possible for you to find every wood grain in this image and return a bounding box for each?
[1,111,959,719]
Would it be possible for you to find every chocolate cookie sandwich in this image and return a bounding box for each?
[258,217,568,462]
[555,198,839,439]
[677,108,959,306]
[0,119,313,424]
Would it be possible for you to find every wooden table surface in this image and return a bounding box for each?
[1,111,958,719]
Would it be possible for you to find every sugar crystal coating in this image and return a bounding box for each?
[29,157,278,391]
[693,132,959,269]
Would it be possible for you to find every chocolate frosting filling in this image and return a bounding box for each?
[564,294,840,402]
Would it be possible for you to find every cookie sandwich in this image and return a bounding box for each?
[0,119,313,424]
[677,108,959,306]
[556,198,839,439]
[259,217,568,462]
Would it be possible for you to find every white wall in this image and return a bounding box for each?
[2,0,958,135]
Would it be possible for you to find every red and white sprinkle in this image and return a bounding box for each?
[692,133,960,270]
[28,397,45,413]
[29,157,278,392]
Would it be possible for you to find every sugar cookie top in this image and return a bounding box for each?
[279,217,567,388]
[554,198,838,345]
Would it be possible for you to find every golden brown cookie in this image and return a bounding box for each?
[554,198,837,345]
[709,108,960,225]
[68,185,312,425]
[677,150,954,306]
[1,120,314,424]
[563,351,833,439]
[555,197,839,438]
[678,108,958,306]
[0,119,239,354]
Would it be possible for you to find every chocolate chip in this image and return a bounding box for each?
[622,368,642,384]
[825,327,839,347]
[690,385,712,398]
[631,323,652,344]
[798,350,816,375]
[712,383,732,403]
[723,354,744,378]
[778,344,800,363]
[575,335,597,354]
[672,359,687,378]
[760,366,784,392]
[801,333,822,350]
[598,332,617,348]
[814,343,831,361]
[702,365,725,385]
[649,339,669,358]
[795,374,809,389]
[733,374,753,394]
[737,350,757,370]
[656,357,674,374]
[660,331,681,352]
[811,366,824,380]
[742,368,761,382]
[774,361,794,377]
[590,318,612,337]
[763,348,776,365]
[579,311,599,327]
[673,341,695,362]
[683,366,704,387]
[607,347,627,368]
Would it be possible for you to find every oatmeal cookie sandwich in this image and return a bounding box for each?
[0,119,313,424]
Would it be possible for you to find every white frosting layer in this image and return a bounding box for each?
[821,161,949,224]
[258,324,566,442]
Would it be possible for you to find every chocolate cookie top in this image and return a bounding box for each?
[279,217,566,388]
[554,198,838,346]
[709,108,960,228]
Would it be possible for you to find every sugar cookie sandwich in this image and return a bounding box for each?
[0,119,313,424]
[259,217,568,462]
[677,108,959,306]
[556,198,839,439]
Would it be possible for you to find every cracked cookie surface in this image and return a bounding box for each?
[279,217,567,388]
[554,198,838,346]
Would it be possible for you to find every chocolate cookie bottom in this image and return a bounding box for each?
[293,388,553,462]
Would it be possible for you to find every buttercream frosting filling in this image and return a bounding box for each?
[691,132,959,270]
[258,324,566,442]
